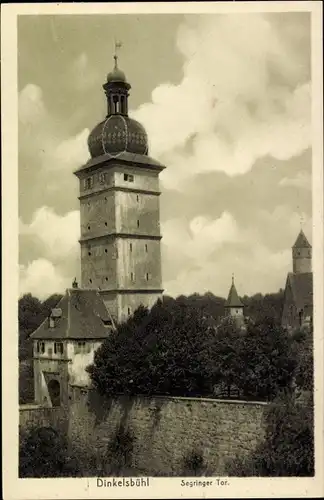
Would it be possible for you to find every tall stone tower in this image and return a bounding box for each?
[74,52,164,323]
[292,229,312,274]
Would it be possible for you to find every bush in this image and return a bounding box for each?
[107,424,135,475]
[19,427,79,477]
[182,449,206,476]
[226,395,314,476]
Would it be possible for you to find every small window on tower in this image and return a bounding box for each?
[84,177,93,190]
[128,307,131,316]
[88,225,90,230]
[131,272,135,282]
[105,249,108,253]
[137,220,140,228]
[137,195,139,202]
[145,244,148,253]
[88,251,91,256]
[89,279,92,284]
[146,273,149,281]
[99,173,106,184]
[130,243,132,252]
[124,173,134,182]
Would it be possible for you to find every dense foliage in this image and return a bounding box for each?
[19,293,63,360]
[227,394,314,476]
[19,427,79,477]
[88,298,297,401]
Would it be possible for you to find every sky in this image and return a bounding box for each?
[18,12,312,301]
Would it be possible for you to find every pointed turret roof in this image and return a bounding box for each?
[293,229,311,249]
[225,276,244,308]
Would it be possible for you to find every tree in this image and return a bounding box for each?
[88,303,295,402]
[19,427,79,477]
[239,317,297,400]
[88,301,215,398]
[18,293,63,360]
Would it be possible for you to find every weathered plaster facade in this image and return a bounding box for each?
[33,339,103,406]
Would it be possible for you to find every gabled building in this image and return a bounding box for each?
[281,229,313,331]
[30,287,115,407]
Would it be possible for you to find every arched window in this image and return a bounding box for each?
[121,95,125,114]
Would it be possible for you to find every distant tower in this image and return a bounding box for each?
[292,229,312,274]
[74,47,165,323]
[224,275,244,320]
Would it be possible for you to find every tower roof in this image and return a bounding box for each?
[293,229,311,249]
[225,277,244,308]
[285,272,313,310]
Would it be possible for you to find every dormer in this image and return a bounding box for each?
[48,307,62,328]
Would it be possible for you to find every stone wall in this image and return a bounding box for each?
[19,390,267,475]
[19,404,68,434]
[68,389,267,476]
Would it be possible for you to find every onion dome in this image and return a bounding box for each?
[88,51,149,158]
[107,65,126,83]
[88,115,148,157]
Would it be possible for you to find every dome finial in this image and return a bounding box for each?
[232,273,234,285]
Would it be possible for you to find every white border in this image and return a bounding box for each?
[1,2,323,499]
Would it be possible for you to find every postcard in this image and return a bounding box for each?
[1,1,323,499]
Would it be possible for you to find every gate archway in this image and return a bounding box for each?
[48,379,61,407]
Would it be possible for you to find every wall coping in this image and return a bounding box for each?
[19,404,43,411]
[69,386,269,406]
[134,395,269,406]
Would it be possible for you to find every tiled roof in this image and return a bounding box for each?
[30,289,115,340]
[293,230,311,249]
[225,281,244,308]
[287,272,313,310]
[74,151,165,175]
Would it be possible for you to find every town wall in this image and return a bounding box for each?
[19,389,268,476]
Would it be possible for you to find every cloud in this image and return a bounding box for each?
[18,84,47,125]
[132,14,311,189]
[162,207,312,298]
[279,171,312,189]
[162,212,240,262]
[68,52,100,92]
[51,128,90,171]
[19,207,81,299]
[20,206,80,261]
[19,83,90,174]
[19,259,71,300]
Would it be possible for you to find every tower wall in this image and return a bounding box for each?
[80,239,118,289]
[78,162,163,324]
[226,307,244,318]
[292,247,312,274]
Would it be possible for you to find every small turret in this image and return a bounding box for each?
[225,275,244,319]
[292,229,312,274]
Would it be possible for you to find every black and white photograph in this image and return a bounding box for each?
[2,2,323,499]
